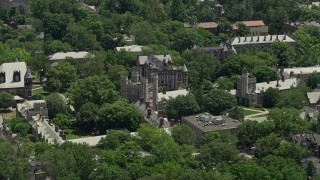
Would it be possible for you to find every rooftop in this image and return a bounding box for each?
[182,113,240,133]
[115,45,144,53]
[282,66,320,75]
[67,135,107,147]
[0,61,28,89]
[158,89,189,101]
[255,78,299,93]
[231,35,295,46]
[233,20,265,29]
[197,22,218,29]
[49,51,90,61]
[138,55,172,66]
[307,92,320,104]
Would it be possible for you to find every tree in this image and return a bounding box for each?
[235,23,250,36]
[215,77,234,90]
[76,102,99,132]
[229,162,270,180]
[63,23,100,51]
[44,93,68,118]
[97,100,144,132]
[306,161,316,177]
[268,108,310,136]
[89,164,130,180]
[106,65,128,90]
[42,13,73,39]
[171,124,196,145]
[252,66,278,83]
[238,120,275,145]
[68,75,120,111]
[44,61,77,92]
[45,40,73,55]
[253,133,281,159]
[275,87,310,109]
[307,72,320,89]
[203,89,237,115]
[29,0,49,18]
[165,95,200,120]
[262,88,280,108]
[0,92,14,110]
[270,41,295,67]
[52,113,70,129]
[227,106,244,121]
[98,130,132,150]
[170,0,187,22]
[198,132,239,167]
[260,155,306,179]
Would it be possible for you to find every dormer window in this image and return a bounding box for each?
[0,72,5,84]
[13,71,21,82]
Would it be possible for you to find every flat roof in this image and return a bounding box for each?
[115,45,143,52]
[158,89,189,101]
[255,78,299,93]
[182,113,240,133]
[283,66,320,75]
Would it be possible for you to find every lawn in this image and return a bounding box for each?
[64,128,81,140]
[243,109,260,116]
[32,87,49,96]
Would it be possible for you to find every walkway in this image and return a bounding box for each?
[244,108,269,122]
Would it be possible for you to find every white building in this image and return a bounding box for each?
[280,66,320,85]
[115,45,144,53]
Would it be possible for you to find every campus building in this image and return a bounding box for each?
[0,0,29,14]
[0,61,33,99]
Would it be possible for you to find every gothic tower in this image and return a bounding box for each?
[24,67,33,98]
[120,75,128,99]
[140,77,148,103]
[152,72,158,110]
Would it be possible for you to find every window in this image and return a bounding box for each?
[13,71,20,82]
[0,72,5,83]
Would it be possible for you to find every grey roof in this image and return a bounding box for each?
[49,51,90,61]
[0,62,27,89]
[134,101,170,128]
[138,55,172,66]
[231,35,295,46]
[302,157,320,169]
[24,68,33,79]
[307,92,320,104]
[183,64,188,72]
[67,135,107,147]
[255,78,299,94]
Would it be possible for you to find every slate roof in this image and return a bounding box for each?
[158,89,189,101]
[231,35,295,46]
[49,51,90,61]
[115,45,143,53]
[255,78,299,93]
[0,62,28,89]
[307,92,320,104]
[138,55,172,66]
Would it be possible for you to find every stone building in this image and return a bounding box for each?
[137,55,188,91]
[0,0,29,14]
[233,20,269,35]
[229,35,296,54]
[0,61,33,99]
[236,73,299,106]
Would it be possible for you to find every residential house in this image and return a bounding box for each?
[291,133,320,157]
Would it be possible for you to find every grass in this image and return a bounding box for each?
[64,128,81,140]
[1,109,16,120]
[32,87,49,96]
[243,109,260,116]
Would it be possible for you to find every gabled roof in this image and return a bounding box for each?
[197,22,218,29]
[49,51,90,61]
[307,92,320,104]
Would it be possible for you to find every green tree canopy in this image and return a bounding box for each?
[203,89,237,115]
[0,92,14,110]
[165,95,200,120]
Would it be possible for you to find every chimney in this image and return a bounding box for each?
[284,34,287,40]
[281,76,285,82]
[270,35,272,41]
[238,37,240,43]
[251,35,253,42]
[276,79,279,87]
[257,36,259,42]
[41,116,45,122]
[48,119,52,125]
[159,117,164,128]
[147,108,151,118]
[264,35,266,41]
[244,36,247,42]
[55,126,59,132]
[290,71,294,77]
[139,97,144,105]
[61,134,67,140]
[170,119,175,127]
[146,101,150,109]
[59,130,64,136]
[266,77,270,84]
[158,110,162,118]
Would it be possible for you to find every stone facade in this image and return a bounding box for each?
[0,0,29,14]
[121,55,188,107]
